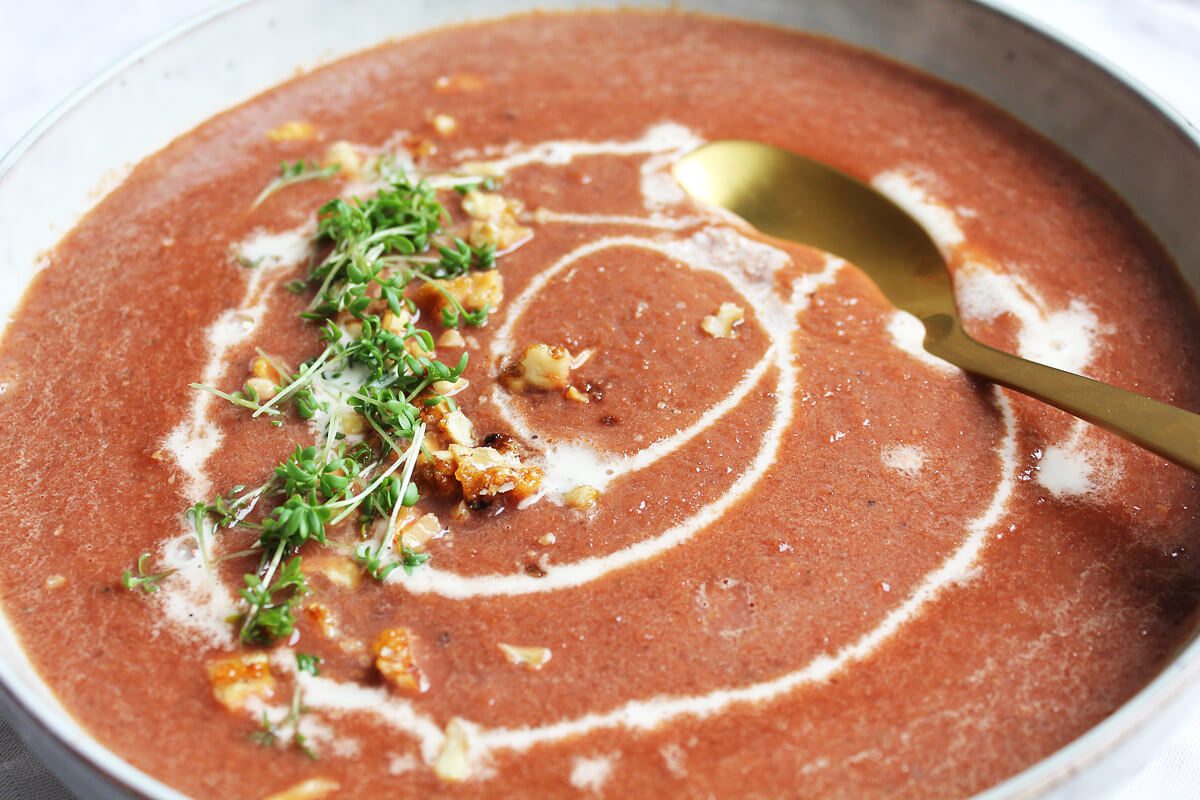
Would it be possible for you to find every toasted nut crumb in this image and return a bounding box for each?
[416,270,503,318]
[434,718,471,782]
[207,652,275,711]
[701,302,745,339]
[438,329,466,348]
[432,114,458,136]
[462,190,531,251]
[441,409,475,446]
[340,412,369,435]
[381,308,412,335]
[324,140,362,178]
[451,501,471,521]
[267,120,316,142]
[564,385,589,404]
[532,207,552,224]
[302,554,363,590]
[538,532,557,546]
[449,444,544,502]
[432,377,470,397]
[498,643,553,670]
[303,603,338,638]
[564,485,600,511]
[399,513,442,552]
[245,377,278,402]
[372,628,426,693]
[502,344,573,392]
[44,574,66,590]
[434,73,486,93]
[251,355,287,384]
[261,777,341,800]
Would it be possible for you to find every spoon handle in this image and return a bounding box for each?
[927,323,1200,472]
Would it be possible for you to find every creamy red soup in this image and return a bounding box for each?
[1,10,1199,800]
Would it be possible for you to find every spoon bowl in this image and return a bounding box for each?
[673,140,1200,472]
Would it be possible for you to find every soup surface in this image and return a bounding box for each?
[2,10,1200,800]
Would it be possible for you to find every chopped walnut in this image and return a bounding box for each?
[302,554,363,590]
[701,302,745,339]
[267,120,315,142]
[261,777,341,800]
[431,114,458,136]
[251,354,287,384]
[245,377,277,402]
[371,628,426,693]
[498,643,553,670]
[462,190,531,251]
[381,308,412,335]
[432,377,470,397]
[441,409,475,446]
[415,449,459,497]
[434,73,486,93]
[206,652,275,711]
[398,513,442,552]
[434,718,472,782]
[449,444,543,502]
[303,603,338,639]
[564,385,589,404]
[438,329,466,348]
[416,270,503,320]
[502,344,574,391]
[323,140,363,178]
[563,485,600,511]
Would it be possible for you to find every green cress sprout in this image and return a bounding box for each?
[252,160,342,209]
[124,166,505,646]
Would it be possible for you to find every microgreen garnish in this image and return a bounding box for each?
[253,160,341,209]
[124,166,510,648]
[249,687,317,760]
[121,554,174,593]
[296,653,322,676]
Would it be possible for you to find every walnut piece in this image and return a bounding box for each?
[266,120,315,142]
[449,444,544,502]
[416,270,503,319]
[261,777,340,800]
[701,302,745,339]
[502,344,573,392]
[498,643,553,670]
[462,190,531,252]
[434,718,472,782]
[206,652,275,711]
[371,627,426,693]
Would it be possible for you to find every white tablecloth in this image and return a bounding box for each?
[2,1,1199,797]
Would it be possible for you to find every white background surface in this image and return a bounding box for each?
[2,1,1200,798]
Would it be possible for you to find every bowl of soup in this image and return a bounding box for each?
[2,2,1200,798]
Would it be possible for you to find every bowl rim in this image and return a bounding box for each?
[1,2,1199,799]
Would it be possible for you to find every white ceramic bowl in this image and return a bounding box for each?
[2,2,1199,798]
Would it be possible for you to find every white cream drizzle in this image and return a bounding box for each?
[157,225,313,644]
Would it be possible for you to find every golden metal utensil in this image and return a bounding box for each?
[673,140,1200,472]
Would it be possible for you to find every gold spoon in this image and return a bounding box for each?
[673,140,1200,472]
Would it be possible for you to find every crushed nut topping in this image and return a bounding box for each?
[433,73,486,93]
[434,718,472,782]
[267,120,316,142]
[701,302,745,338]
[302,554,363,590]
[462,190,531,251]
[416,270,503,319]
[207,652,275,711]
[260,777,341,800]
[431,114,458,136]
[398,513,443,552]
[498,642,554,670]
[563,484,600,511]
[372,627,427,693]
[449,444,544,502]
[323,140,363,178]
[502,344,574,391]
